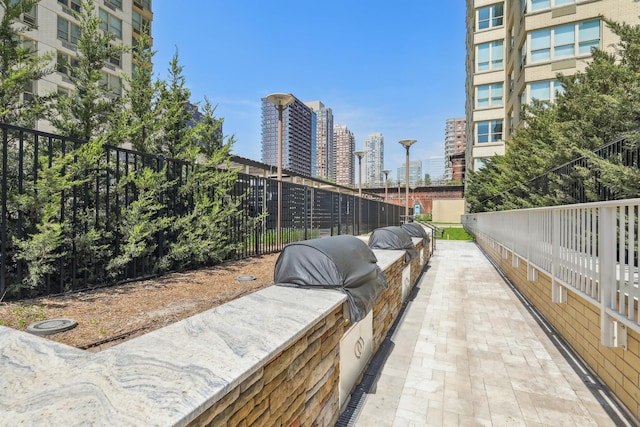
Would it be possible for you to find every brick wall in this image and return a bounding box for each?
[478,240,640,420]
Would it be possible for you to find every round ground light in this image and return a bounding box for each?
[27,318,78,336]
[236,275,256,281]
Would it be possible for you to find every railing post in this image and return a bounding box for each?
[599,205,619,347]
[551,209,566,303]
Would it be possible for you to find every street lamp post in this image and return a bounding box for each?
[399,139,417,223]
[354,151,366,197]
[383,169,391,202]
[266,93,295,248]
[354,150,366,234]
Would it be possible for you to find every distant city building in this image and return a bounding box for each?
[425,156,446,185]
[363,132,384,187]
[261,95,313,176]
[304,101,334,180]
[6,0,152,133]
[334,124,355,186]
[444,118,466,181]
[465,0,638,172]
[397,160,423,187]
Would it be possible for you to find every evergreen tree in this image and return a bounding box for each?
[109,29,159,152]
[194,97,224,158]
[153,51,194,159]
[0,0,51,126]
[106,166,170,277]
[50,0,126,140]
[162,91,253,269]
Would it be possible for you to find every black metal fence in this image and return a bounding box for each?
[0,123,403,300]
[480,135,640,210]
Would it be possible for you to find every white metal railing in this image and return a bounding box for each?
[463,199,640,348]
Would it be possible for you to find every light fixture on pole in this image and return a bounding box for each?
[398,139,417,223]
[266,93,295,248]
[383,169,391,202]
[354,151,366,197]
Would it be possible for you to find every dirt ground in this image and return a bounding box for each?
[0,253,280,351]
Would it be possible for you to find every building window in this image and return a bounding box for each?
[99,9,122,39]
[104,0,122,9]
[579,20,601,54]
[476,120,503,144]
[508,111,514,134]
[526,80,564,103]
[57,0,81,12]
[56,51,79,77]
[57,16,81,45]
[101,72,122,96]
[476,40,504,72]
[530,28,550,61]
[528,20,600,63]
[18,37,36,55]
[133,0,151,10]
[476,3,504,31]
[23,80,34,102]
[132,10,150,35]
[108,48,121,67]
[20,3,37,26]
[476,82,503,108]
[529,0,574,12]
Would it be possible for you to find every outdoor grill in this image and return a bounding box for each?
[274,235,387,323]
[401,222,431,248]
[368,226,417,263]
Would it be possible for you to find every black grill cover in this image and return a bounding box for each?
[368,226,417,263]
[274,235,387,322]
[401,223,431,247]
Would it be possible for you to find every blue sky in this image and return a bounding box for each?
[152,1,467,177]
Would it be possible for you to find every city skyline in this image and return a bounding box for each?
[152,1,466,176]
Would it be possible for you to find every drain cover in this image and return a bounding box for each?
[236,275,256,281]
[27,318,78,336]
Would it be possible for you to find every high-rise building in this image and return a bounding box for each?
[425,156,446,185]
[304,101,334,181]
[465,0,637,172]
[444,118,466,181]
[261,95,314,176]
[397,160,423,187]
[7,0,151,131]
[363,132,384,187]
[334,124,355,186]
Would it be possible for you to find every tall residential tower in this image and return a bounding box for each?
[444,118,466,181]
[261,95,314,176]
[334,124,355,186]
[363,132,384,187]
[304,101,334,181]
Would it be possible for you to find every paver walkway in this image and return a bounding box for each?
[354,240,627,427]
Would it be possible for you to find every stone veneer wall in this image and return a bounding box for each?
[187,240,425,427]
[478,241,640,420]
[187,305,345,427]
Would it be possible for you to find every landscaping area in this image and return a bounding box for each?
[0,253,279,351]
[429,223,473,241]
